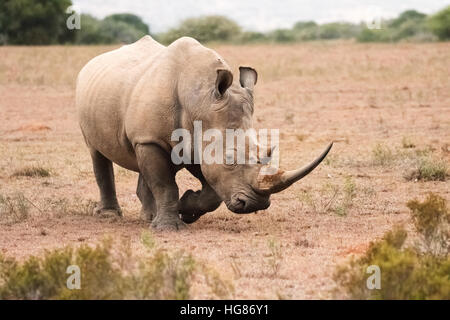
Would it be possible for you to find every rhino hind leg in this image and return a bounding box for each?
[89,148,122,218]
[136,173,156,222]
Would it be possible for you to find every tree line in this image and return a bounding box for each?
[0,0,449,45]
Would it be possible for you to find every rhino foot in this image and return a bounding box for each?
[140,208,155,222]
[93,205,122,218]
[151,215,186,231]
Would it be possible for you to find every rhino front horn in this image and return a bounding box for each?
[255,142,333,194]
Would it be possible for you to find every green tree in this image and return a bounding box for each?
[390,10,426,28]
[357,9,434,42]
[293,21,317,31]
[74,14,148,45]
[103,13,150,35]
[387,9,429,41]
[0,0,74,44]
[268,28,296,42]
[357,28,390,42]
[292,21,319,41]
[318,22,361,40]
[235,31,268,43]
[74,14,102,44]
[428,6,450,40]
[159,15,241,44]
[97,19,146,44]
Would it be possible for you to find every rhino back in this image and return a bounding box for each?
[76,36,231,171]
[76,36,165,171]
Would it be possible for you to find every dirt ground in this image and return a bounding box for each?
[0,41,449,299]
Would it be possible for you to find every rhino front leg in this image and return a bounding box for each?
[136,173,156,222]
[135,144,185,231]
[89,148,122,217]
[179,166,222,223]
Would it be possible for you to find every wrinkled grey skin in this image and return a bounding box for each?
[76,36,285,230]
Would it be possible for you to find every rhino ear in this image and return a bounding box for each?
[215,69,233,97]
[239,66,257,90]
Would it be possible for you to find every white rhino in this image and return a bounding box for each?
[76,36,332,230]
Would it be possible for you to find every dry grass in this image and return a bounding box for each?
[0,41,449,299]
[11,166,51,178]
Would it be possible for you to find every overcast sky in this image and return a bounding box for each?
[73,0,448,33]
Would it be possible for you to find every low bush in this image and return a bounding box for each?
[334,194,450,299]
[371,143,395,166]
[158,15,240,44]
[428,6,450,40]
[0,237,233,299]
[0,193,29,224]
[405,158,448,181]
[299,176,356,216]
[407,194,449,255]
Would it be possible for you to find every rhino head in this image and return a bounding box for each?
[181,66,332,214]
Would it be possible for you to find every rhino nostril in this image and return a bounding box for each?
[236,197,246,209]
[230,195,246,210]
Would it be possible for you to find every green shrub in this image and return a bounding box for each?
[0,238,232,299]
[293,21,317,31]
[0,240,121,299]
[265,238,283,277]
[0,193,29,224]
[74,13,149,44]
[299,176,356,216]
[334,194,450,299]
[372,143,395,166]
[159,15,241,44]
[96,19,146,44]
[103,13,150,35]
[334,226,450,299]
[74,14,103,44]
[0,0,74,45]
[267,29,296,43]
[390,10,427,28]
[357,9,434,42]
[335,176,356,216]
[292,21,319,41]
[428,6,450,40]
[234,31,268,43]
[418,158,448,181]
[402,137,416,149]
[317,22,361,40]
[389,18,430,42]
[406,158,449,181]
[407,194,449,255]
[357,28,388,42]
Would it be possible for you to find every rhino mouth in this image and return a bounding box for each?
[225,192,271,214]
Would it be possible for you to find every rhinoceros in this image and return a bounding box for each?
[76,35,332,231]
